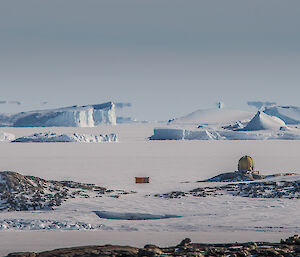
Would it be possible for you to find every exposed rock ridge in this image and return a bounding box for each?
[0,171,133,211]
[7,235,300,256]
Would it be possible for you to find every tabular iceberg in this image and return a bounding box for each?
[12,132,118,143]
[0,102,116,127]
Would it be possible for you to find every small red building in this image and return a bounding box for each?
[135,177,150,184]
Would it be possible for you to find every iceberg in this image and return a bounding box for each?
[184,129,222,140]
[149,128,185,140]
[170,108,254,126]
[0,102,116,127]
[12,132,118,143]
[0,131,15,142]
[264,105,300,125]
[150,105,300,141]
[150,128,223,140]
[242,111,286,131]
[150,127,300,141]
[247,101,276,109]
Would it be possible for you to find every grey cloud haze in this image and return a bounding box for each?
[0,0,299,120]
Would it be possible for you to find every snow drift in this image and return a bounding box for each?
[12,132,118,143]
[242,111,286,131]
[0,102,116,127]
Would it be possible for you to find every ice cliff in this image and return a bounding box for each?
[0,131,15,142]
[12,132,118,143]
[263,105,300,125]
[0,102,116,127]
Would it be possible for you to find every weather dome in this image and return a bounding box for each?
[238,155,254,172]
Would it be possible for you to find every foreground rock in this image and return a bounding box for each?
[7,235,300,256]
[0,171,133,211]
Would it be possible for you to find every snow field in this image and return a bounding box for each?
[0,124,299,254]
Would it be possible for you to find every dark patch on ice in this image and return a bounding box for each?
[93,211,181,220]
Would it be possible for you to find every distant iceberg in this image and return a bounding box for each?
[242,111,286,131]
[12,132,118,143]
[0,102,116,127]
[264,105,300,125]
[149,127,300,141]
[0,131,15,142]
[170,108,254,126]
[150,128,223,140]
[150,111,300,140]
[151,105,300,141]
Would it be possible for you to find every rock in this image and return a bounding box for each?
[178,238,192,247]
[7,235,300,257]
[158,178,300,200]
[7,253,37,257]
[139,244,163,256]
[295,246,300,253]
[0,171,134,212]
[281,234,300,245]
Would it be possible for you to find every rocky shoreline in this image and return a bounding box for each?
[6,235,300,256]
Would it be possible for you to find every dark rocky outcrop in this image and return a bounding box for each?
[7,235,300,256]
[0,171,134,212]
[202,170,266,182]
[156,179,300,199]
[200,169,297,183]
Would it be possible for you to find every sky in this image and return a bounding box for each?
[0,0,300,121]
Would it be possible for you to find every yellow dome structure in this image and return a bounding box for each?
[238,155,254,172]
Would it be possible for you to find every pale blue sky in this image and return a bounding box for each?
[0,0,299,120]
